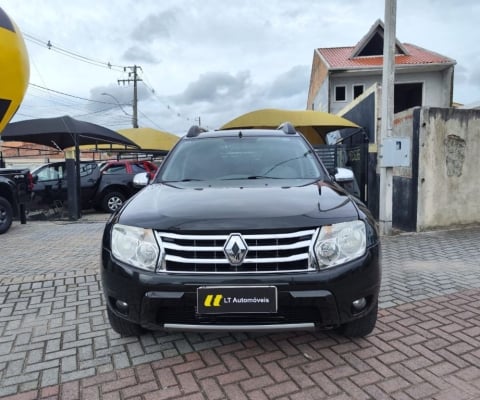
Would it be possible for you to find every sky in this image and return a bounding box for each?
[2,0,480,136]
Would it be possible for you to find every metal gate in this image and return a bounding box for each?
[314,129,369,205]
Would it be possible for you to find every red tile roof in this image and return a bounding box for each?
[318,43,455,69]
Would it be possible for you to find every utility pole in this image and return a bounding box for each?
[118,65,142,128]
[379,0,396,236]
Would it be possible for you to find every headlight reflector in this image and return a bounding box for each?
[111,224,160,271]
[314,221,366,268]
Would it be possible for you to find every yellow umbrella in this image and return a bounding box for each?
[77,127,180,153]
[220,108,359,145]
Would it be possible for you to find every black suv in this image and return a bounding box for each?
[101,123,380,337]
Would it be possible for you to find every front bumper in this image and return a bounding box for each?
[101,245,380,332]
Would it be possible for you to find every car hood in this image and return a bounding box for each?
[116,180,360,231]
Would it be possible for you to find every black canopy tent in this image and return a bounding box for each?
[1,115,138,219]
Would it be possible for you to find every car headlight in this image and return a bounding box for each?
[111,224,162,271]
[313,221,366,269]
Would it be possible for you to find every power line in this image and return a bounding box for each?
[29,82,96,102]
[138,110,163,130]
[29,83,128,106]
[22,32,201,128]
[23,33,126,72]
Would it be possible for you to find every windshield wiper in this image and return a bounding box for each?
[247,175,283,179]
[220,175,282,180]
[163,178,203,182]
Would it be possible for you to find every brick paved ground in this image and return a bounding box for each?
[1,216,480,399]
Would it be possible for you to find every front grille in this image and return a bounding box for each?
[156,229,317,273]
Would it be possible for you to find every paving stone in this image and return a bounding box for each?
[2,219,480,398]
[41,367,60,387]
[24,359,60,374]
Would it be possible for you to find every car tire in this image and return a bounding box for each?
[0,196,13,234]
[107,307,144,336]
[102,191,125,213]
[336,301,378,337]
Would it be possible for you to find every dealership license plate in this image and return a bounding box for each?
[197,286,277,314]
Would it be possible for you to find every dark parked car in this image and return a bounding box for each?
[31,161,100,210]
[101,124,381,337]
[31,159,158,213]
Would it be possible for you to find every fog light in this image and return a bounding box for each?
[115,300,129,315]
[352,298,367,311]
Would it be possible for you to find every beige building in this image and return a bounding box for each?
[307,19,456,115]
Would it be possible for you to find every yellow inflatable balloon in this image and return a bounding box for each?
[0,7,29,133]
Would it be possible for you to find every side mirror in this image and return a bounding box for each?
[133,172,149,188]
[334,167,354,182]
[334,168,361,198]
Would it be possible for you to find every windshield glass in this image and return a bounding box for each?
[158,136,326,182]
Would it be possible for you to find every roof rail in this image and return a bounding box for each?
[277,122,297,135]
[186,125,208,137]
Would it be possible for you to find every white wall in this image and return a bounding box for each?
[328,69,452,115]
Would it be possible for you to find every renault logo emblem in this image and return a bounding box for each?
[224,233,248,266]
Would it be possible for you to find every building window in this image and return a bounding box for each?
[353,84,364,99]
[335,86,346,102]
[394,82,423,113]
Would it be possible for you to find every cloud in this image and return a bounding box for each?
[158,65,312,132]
[87,85,153,113]
[122,46,159,64]
[130,8,178,41]
[175,71,251,104]
[266,65,310,99]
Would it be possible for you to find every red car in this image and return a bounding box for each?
[96,160,159,212]
[100,160,158,180]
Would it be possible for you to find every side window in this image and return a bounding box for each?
[131,163,146,174]
[353,84,364,99]
[334,85,346,102]
[37,165,61,181]
[103,165,126,174]
[57,165,65,179]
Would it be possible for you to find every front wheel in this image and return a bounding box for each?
[336,301,378,337]
[0,196,13,234]
[107,308,144,337]
[102,191,125,213]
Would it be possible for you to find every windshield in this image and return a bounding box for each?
[157,136,326,182]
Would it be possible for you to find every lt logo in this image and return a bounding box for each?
[203,294,223,307]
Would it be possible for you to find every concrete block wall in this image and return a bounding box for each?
[416,107,480,230]
[392,106,480,231]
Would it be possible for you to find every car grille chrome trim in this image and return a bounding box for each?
[163,239,312,252]
[155,229,317,273]
[166,253,309,264]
